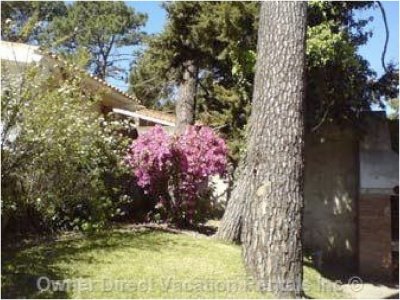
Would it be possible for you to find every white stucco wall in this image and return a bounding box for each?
[0,41,42,64]
[359,113,399,193]
[360,150,399,192]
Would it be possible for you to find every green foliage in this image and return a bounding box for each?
[307,22,355,67]
[1,63,135,233]
[130,2,398,164]
[129,2,259,162]
[305,5,397,135]
[1,1,67,43]
[129,39,176,108]
[45,2,147,79]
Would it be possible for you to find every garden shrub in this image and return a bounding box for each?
[125,125,228,226]
[1,62,135,234]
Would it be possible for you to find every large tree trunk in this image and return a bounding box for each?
[215,160,247,242]
[175,60,198,135]
[239,2,307,298]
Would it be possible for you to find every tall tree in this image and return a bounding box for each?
[175,60,198,134]
[238,2,307,297]
[161,3,201,134]
[216,1,398,242]
[129,2,258,138]
[46,2,147,80]
[1,1,66,43]
[131,2,397,161]
[138,2,203,134]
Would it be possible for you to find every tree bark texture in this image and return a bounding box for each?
[175,60,198,135]
[215,159,247,242]
[240,2,307,298]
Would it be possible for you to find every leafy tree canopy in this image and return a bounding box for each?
[130,1,398,162]
[130,2,258,159]
[1,1,67,43]
[44,2,147,80]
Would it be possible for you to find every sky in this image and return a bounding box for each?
[106,2,166,90]
[109,1,399,100]
[356,1,399,78]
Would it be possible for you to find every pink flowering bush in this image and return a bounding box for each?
[125,125,173,190]
[125,125,228,225]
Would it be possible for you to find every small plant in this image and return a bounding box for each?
[125,125,228,225]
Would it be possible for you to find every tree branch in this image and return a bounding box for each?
[311,100,334,132]
[377,1,389,73]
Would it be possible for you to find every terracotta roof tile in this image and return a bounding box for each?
[39,49,141,105]
[2,42,201,127]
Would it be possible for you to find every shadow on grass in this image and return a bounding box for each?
[1,229,178,298]
[302,260,399,299]
[303,259,398,287]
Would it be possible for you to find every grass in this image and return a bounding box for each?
[2,226,347,298]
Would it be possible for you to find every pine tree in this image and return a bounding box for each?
[1,1,66,43]
[217,1,398,242]
[46,2,147,80]
[130,2,397,147]
[240,2,307,297]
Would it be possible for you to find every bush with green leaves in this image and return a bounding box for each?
[1,62,135,233]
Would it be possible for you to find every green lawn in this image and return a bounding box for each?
[2,226,347,298]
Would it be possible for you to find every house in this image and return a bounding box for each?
[303,112,398,282]
[2,41,398,282]
[0,41,176,134]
